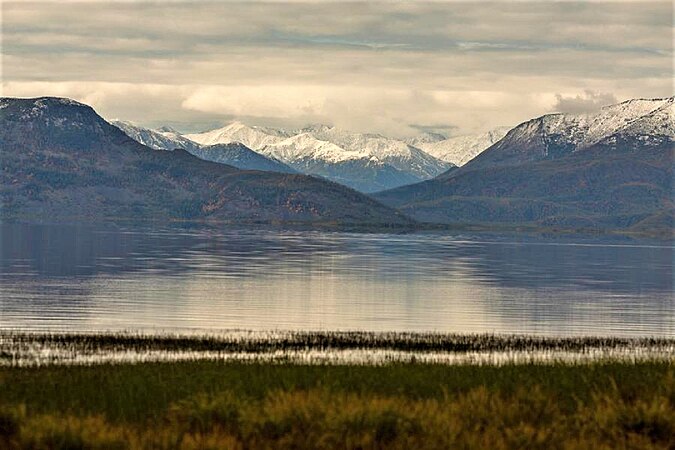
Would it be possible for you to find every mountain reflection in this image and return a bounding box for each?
[1,222,672,336]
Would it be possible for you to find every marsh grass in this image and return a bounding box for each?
[1,361,674,449]
[1,332,673,448]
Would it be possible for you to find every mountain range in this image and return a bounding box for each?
[185,122,454,192]
[0,97,412,226]
[111,120,295,174]
[113,120,467,192]
[374,97,674,231]
[1,95,672,233]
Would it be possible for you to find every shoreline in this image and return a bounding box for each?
[2,215,673,240]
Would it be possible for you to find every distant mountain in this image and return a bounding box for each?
[186,121,290,149]
[297,125,452,180]
[111,120,202,153]
[406,131,448,147]
[186,122,452,192]
[374,97,674,232]
[189,143,295,174]
[410,127,511,166]
[258,133,419,193]
[112,120,294,173]
[0,97,412,226]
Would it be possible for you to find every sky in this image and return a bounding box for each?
[1,1,673,137]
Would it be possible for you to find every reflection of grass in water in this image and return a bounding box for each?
[1,362,674,449]
[3,331,673,366]
[4,330,674,352]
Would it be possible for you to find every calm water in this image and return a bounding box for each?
[0,222,672,337]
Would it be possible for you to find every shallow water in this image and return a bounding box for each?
[0,222,673,337]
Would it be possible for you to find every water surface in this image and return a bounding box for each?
[1,222,672,337]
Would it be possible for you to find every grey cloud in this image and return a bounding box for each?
[409,124,459,136]
[1,1,672,136]
[552,91,619,114]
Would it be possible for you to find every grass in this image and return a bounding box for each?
[1,361,674,449]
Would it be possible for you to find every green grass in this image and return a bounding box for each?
[1,361,674,449]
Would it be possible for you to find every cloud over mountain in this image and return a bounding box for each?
[2,1,672,137]
[553,91,619,114]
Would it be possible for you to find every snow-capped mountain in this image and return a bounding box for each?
[189,143,295,174]
[185,121,290,149]
[1,96,410,225]
[410,127,511,166]
[111,120,293,173]
[297,125,452,180]
[543,97,674,149]
[467,97,674,171]
[259,133,419,192]
[581,98,674,150]
[374,96,674,230]
[261,132,361,163]
[185,121,452,192]
[111,120,202,153]
[406,131,448,147]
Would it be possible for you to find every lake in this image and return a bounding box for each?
[0,222,672,337]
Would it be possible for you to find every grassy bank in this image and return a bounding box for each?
[1,361,673,449]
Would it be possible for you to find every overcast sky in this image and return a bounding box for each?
[2,1,673,137]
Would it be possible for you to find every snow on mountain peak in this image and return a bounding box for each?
[539,96,674,150]
[406,131,448,147]
[156,125,179,134]
[412,127,511,166]
[185,121,290,149]
[261,132,366,163]
[110,120,201,152]
[296,125,453,178]
[299,124,335,134]
[185,120,451,180]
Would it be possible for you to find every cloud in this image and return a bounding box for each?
[409,124,459,136]
[1,1,672,136]
[2,80,559,137]
[552,90,619,114]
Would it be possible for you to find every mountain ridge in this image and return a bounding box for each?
[0,97,412,227]
[454,96,673,175]
[373,97,674,232]
[111,120,294,174]
[185,121,453,192]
